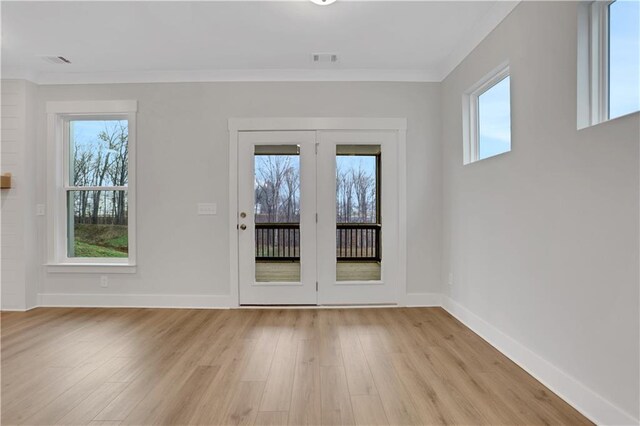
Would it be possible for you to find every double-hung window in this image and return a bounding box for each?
[579,0,639,127]
[47,101,137,272]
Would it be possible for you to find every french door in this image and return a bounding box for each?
[237,130,399,305]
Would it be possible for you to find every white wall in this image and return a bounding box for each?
[441,2,639,423]
[3,3,638,421]
[32,82,441,305]
[1,79,38,310]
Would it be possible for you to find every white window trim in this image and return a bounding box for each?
[589,1,612,126]
[578,0,639,128]
[589,1,613,124]
[462,62,510,165]
[46,100,137,273]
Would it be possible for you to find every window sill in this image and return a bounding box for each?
[577,109,640,131]
[45,263,137,274]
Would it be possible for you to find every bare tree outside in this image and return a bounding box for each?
[336,156,377,223]
[254,155,300,223]
[69,120,129,258]
[254,154,300,259]
[253,152,380,262]
[254,154,377,224]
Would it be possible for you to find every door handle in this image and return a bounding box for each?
[239,224,247,230]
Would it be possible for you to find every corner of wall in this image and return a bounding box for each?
[1,79,40,311]
[441,296,639,425]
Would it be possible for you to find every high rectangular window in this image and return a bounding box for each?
[463,64,512,164]
[478,76,512,160]
[578,0,639,127]
[608,0,640,119]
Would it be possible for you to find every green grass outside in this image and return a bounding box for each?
[73,224,128,258]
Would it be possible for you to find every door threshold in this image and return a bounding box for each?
[237,304,398,309]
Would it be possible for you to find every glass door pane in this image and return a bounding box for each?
[254,145,301,282]
[335,145,381,281]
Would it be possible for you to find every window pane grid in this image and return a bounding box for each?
[66,118,130,259]
[67,190,129,258]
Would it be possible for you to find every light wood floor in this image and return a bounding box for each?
[1,307,591,426]
[256,262,381,282]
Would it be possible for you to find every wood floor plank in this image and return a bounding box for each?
[117,311,228,425]
[357,339,422,425]
[292,308,318,341]
[259,310,299,411]
[337,311,378,396]
[320,365,355,426]
[288,339,322,425]
[154,365,221,425]
[427,345,524,425]
[3,309,163,392]
[318,310,342,366]
[186,335,258,424]
[379,308,522,425]
[21,357,134,425]
[350,395,389,426]
[241,310,283,382]
[1,307,594,426]
[489,358,593,425]
[55,381,128,425]
[254,411,289,426]
[94,310,219,422]
[220,381,266,426]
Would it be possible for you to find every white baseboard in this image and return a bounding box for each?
[405,292,442,307]
[0,303,39,312]
[38,293,233,309]
[442,296,638,426]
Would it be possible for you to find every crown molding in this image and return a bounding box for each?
[4,68,441,85]
[437,0,520,81]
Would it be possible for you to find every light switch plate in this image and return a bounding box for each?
[197,203,217,215]
[36,204,46,216]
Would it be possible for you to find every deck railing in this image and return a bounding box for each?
[255,223,381,261]
[255,223,300,260]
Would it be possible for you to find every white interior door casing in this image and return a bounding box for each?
[238,131,317,305]
[233,120,406,307]
[317,130,399,305]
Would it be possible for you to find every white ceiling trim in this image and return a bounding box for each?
[13,68,441,85]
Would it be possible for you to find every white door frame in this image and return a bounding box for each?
[228,118,407,307]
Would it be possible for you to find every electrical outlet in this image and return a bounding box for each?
[100,276,108,288]
[448,272,454,286]
[197,203,217,215]
[36,204,45,216]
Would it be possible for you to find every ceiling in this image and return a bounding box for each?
[1,1,518,84]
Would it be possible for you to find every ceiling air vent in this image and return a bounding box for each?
[312,53,338,64]
[41,56,72,64]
